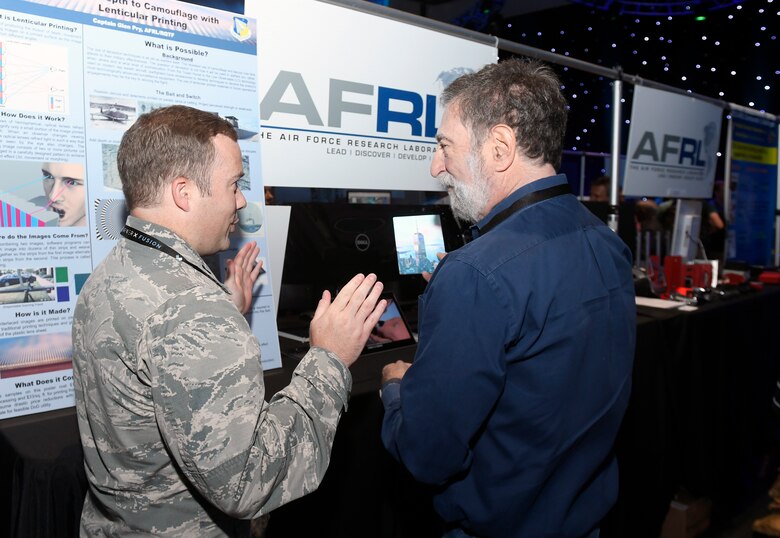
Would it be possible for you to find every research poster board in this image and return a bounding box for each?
[623,85,723,199]
[247,0,498,192]
[0,0,281,421]
[727,111,779,265]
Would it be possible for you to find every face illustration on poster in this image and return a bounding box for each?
[42,162,87,227]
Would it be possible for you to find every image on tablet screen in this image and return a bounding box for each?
[393,214,445,275]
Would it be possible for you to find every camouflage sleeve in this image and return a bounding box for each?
[141,288,351,519]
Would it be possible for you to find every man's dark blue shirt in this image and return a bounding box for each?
[381,174,636,537]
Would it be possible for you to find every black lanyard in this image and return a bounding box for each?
[474,183,571,238]
[120,225,212,280]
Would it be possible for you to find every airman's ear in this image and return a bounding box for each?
[171,176,192,212]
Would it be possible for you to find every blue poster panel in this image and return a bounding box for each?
[728,111,779,266]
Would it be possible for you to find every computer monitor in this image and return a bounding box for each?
[277,202,464,320]
[670,199,703,263]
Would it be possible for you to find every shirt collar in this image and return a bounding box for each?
[469,174,569,241]
[125,215,227,292]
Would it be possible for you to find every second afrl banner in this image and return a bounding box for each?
[248,0,497,192]
[623,86,724,199]
[0,0,281,420]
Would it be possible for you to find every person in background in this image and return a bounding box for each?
[42,162,87,226]
[380,58,636,537]
[657,196,725,260]
[72,105,386,536]
[589,174,611,202]
[700,180,726,260]
[264,185,275,205]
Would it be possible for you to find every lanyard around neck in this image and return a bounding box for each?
[120,225,212,280]
[475,183,571,238]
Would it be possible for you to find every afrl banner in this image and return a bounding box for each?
[248,0,497,192]
[0,0,281,420]
[623,86,723,199]
[727,111,778,265]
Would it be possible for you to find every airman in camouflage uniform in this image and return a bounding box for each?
[72,105,385,536]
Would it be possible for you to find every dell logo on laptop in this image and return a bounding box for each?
[355,233,370,252]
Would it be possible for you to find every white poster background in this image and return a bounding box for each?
[248,0,497,192]
[623,85,723,199]
[0,0,280,421]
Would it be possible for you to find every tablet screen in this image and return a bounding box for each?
[364,293,416,353]
[393,214,446,275]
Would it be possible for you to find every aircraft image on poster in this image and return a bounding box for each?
[89,98,137,127]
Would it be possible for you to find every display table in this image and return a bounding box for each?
[604,285,780,536]
[3,285,780,537]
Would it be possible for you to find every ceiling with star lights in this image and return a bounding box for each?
[388,0,777,154]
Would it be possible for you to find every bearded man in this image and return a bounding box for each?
[380,58,636,538]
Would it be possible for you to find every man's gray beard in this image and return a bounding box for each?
[437,153,492,224]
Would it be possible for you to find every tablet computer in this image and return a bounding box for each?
[363,292,416,354]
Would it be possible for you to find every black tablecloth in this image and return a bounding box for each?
[604,286,780,536]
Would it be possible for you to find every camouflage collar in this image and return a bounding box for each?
[124,215,227,293]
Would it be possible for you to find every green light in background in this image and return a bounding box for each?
[695,15,707,21]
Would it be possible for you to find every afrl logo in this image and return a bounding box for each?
[261,71,438,138]
[631,132,707,167]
